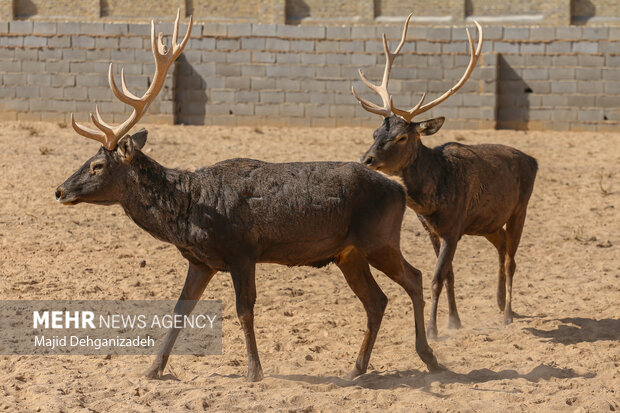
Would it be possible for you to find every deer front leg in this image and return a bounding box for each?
[145,261,216,379]
[428,237,458,339]
[230,260,263,382]
[429,232,461,330]
[444,267,462,330]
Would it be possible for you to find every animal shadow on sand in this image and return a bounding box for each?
[272,363,594,392]
[524,317,620,344]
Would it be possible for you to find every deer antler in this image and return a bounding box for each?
[353,14,483,123]
[351,13,413,118]
[391,20,483,122]
[71,10,193,150]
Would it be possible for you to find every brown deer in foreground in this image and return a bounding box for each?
[55,12,439,381]
[352,15,538,338]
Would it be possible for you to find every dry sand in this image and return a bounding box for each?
[0,121,618,412]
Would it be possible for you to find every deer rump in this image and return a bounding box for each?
[129,157,407,271]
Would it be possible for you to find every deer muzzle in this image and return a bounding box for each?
[55,186,78,205]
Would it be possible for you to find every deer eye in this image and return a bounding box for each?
[395,135,408,143]
[90,162,106,174]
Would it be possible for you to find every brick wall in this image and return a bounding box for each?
[0,21,618,131]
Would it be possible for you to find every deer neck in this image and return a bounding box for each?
[401,141,443,216]
[120,152,195,245]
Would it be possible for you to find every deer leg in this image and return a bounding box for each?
[230,260,263,382]
[145,261,216,379]
[427,231,461,330]
[504,210,527,325]
[367,248,439,372]
[428,237,458,338]
[426,232,442,338]
[445,268,461,330]
[485,229,507,311]
[429,232,461,330]
[336,247,388,380]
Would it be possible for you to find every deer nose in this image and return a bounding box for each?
[361,155,375,166]
[55,187,64,201]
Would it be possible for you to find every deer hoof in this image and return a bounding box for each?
[345,367,364,381]
[448,316,462,330]
[504,313,513,325]
[144,364,163,379]
[247,368,264,382]
[427,323,438,339]
[427,358,444,373]
[417,347,441,373]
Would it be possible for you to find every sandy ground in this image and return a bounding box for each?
[0,120,618,412]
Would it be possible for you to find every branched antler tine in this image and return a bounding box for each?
[358,69,381,93]
[361,103,389,117]
[150,20,159,58]
[171,8,180,47]
[381,33,390,59]
[93,105,114,131]
[380,13,412,87]
[393,13,412,55]
[466,27,475,59]
[108,64,140,105]
[412,92,427,112]
[71,113,106,144]
[390,92,427,122]
[119,68,140,101]
[380,33,392,87]
[474,20,483,55]
[90,107,115,146]
[173,14,193,57]
[352,87,391,116]
[351,87,384,110]
[352,12,412,117]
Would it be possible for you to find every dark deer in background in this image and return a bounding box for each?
[352,14,538,337]
[55,12,439,381]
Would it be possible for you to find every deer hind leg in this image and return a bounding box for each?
[366,247,439,372]
[335,247,388,380]
[484,229,508,311]
[230,259,263,382]
[504,209,528,325]
[145,261,216,379]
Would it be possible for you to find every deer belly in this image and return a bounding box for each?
[464,208,513,235]
[258,235,346,267]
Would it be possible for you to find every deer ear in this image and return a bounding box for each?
[415,117,445,136]
[130,128,148,149]
[116,135,136,163]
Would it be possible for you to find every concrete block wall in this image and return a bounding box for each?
[496,26,620,131]
[174,23,496,128]
[0,21,618,131]
[0,20,178,123]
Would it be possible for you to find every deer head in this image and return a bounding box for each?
[353,14,483,174]
[55,11,192,205]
